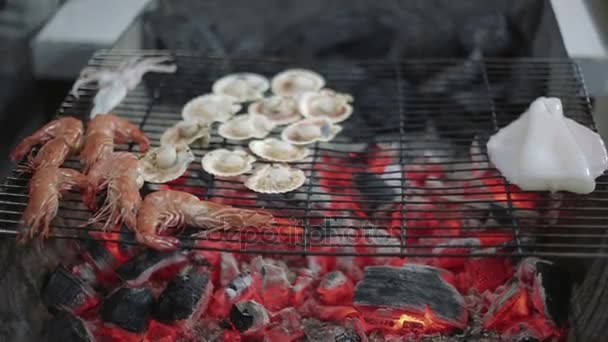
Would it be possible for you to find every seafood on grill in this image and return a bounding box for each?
[84,152,144,230]
[487,97,608,194]
[140,144,194,183]
[202,149,255,177]
[20,166,87,240]
[10,116,84,170]
[135,190,274,250]
[218,114,276,140]
[70,56,177,117]
[212,73,269,102]
[249,138,309,162]
[160,120,210,147]
[271,69,325,98]
[248,95,301,125]
[80,113,150,172]
[244,164,306,194]
[182,94,241,123]
[298,89,353,123]
[281,117,342,145]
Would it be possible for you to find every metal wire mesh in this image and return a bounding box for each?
[0,50,607,258]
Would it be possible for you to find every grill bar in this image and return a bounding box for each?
[0,50,606,258]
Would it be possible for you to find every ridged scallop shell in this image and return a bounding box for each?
[271,69,325,98]
[212,73,270,103]
[281,117,342,145]
[218,114,276,141]
[140,144,194,183]
[182,94,241,123]
[244,164,306,194]
[249,138,309,162]
[298,89,353,123]
[160,120,211,147]
[202,149,256,177]
[248,96,301,125]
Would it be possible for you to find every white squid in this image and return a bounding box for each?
[71,56,177,117]
[487,97,608,194]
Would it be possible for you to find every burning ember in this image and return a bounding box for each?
[40,143,567,341]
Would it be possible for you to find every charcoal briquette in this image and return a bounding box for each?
[226,272,253,300]
[42,313,94,342]
[41,266,97,314]
[153,266,213,322]
[229,300,270,333]
[101,287,154,333]
[354,265,467,327]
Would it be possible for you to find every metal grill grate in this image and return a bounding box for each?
[1,50,607,258]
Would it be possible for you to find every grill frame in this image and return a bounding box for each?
[0,50,606,258]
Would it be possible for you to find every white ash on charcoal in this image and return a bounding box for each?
[100,286,155,333]
[41,266,99,315]
[153,266,213,323]
[251,257,292,310]
[229,300,270,333]
[354,265,468,332]
[115,249,189,286]
[41,312,95,342]
[318,270,355,305]
[220,252,240,287]
[302,318,365,342]
[225,272,255,301]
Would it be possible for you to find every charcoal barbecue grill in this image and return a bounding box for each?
[0,50,605,260]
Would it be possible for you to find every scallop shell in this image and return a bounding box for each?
[218,114,276,141]
[249,138,309,162]
[182,94,241,123]
[271,69,325,98]
[202,149,256,177]
[248,96,301,125]
[212,73,270,103]
[160,120,211,147]
[281,117,342,145]
[244,164,306,194]
[140,144,194,183]
[298,89,353,123]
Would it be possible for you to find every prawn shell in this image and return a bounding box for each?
[298,89,354,123]
[202,149,256,177]
[140,144,194,183]
[271,69,326,98]
[248,96,301,125]
[181,94,241,123]
[248,138,309,162]
[212,73,269,103]
[281,117,342,145]
[218,114,276,141]
[160,120,211,147]
[244,164,306,194]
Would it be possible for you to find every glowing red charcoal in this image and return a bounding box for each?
[455,257,513,293]
[483,281,531,331]
[317,270,354,305]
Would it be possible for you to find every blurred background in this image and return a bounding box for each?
[0,0,607,171]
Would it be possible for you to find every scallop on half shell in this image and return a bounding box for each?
[298,89,353,123]
[160,120,211,147]
[202,149,256,177]
[245,164,306,194]
[281,117,342,145]
[248,95,301,125]
[212,73,270,103]
[218,114,276,141]
[249,138,309,162]
[271,69,325,98]
[140,144,195,183]
[182,94,241,123]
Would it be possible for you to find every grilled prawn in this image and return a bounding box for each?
[84,152,143,231]
[80,113,150,172]
[135,190,274,250]
[21,166,87,240]
[10,117,83,170]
